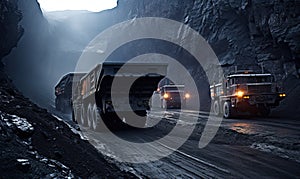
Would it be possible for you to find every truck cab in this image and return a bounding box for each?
[210,71,286,118]
[150,78,191,109]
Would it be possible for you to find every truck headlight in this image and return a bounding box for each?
[243,95,250,99]
[163,93,169,99]
[235,90,244,98]
[185,93,191,99]
[279,93,286,97]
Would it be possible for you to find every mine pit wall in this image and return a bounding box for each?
[116,0,300,82]
[0,0,23,61]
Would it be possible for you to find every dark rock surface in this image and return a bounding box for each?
[114,0,300,79]
[3,0,52,107]
[0,0,135,178]
[114,0,300,116]
[0,0,23,60]
[0,72,135,178]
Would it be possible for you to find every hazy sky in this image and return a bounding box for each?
[38,0,118,12]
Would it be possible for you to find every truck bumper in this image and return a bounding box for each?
[232,93,283,110]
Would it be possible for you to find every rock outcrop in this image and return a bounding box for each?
[0,0,135,177]
[0,0,23,60]
[115,0,300,81]
[113,0,300,115]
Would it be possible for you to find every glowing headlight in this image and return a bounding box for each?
[163,93,169,99]
[279,93,286,97]
[185,93,191,99]
[235,91,244,98]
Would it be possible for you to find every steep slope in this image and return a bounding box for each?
[0,0,135,177]
[115,0,300,79]
[0,0,23,60]
[3,0,52,106]
[113,0,300,116]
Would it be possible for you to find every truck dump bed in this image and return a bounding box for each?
[80,62,167,100]
[72,62,168,130]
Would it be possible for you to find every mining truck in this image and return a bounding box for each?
[210,70,286,118]
[150,78,191,109]
[72,62,167,130]
[55,73,86,113]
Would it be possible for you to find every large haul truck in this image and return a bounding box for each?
[210,70,286,118]
[150,79,191,109]
[55,73,86,113]
[72,62,167,130]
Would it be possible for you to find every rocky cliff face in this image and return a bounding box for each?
[188,0,300,81]
[116,0,300,81]
[3,0,52,106]
[0,0,23,89]
[113,0,300,114]
[0,1,134,177]
[0,0,23,61]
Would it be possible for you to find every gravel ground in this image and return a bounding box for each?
[0,69,136,178]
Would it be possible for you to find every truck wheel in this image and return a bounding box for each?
[92,104,105,131]
[223,101,233,119]
[162,100,168,109]
[87,103,93,129]
[80,105,87,126]
[213,101,220,116]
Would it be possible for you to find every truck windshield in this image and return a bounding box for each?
[165,87,184,91]
[232,76,272,84]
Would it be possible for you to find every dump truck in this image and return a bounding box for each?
[150,78,191,109]
[72,62,167,130]
[210,70,286,118]
[55,72,86,113]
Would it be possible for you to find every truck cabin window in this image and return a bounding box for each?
[231,76,272,84]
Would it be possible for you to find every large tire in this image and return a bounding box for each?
[213,100,220,116]
[162,100,168,109]
[223,101,234,119]
[80,105,87,126]
[87,103,93,129]
[92,104,105,131]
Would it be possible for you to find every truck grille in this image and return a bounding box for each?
[247,85,272,93]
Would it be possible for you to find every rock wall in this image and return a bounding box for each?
[116,0,300,82]
[188,0,300,82]
[2,0,52,105]
[0,0,23,88]
[0,0,23,61]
